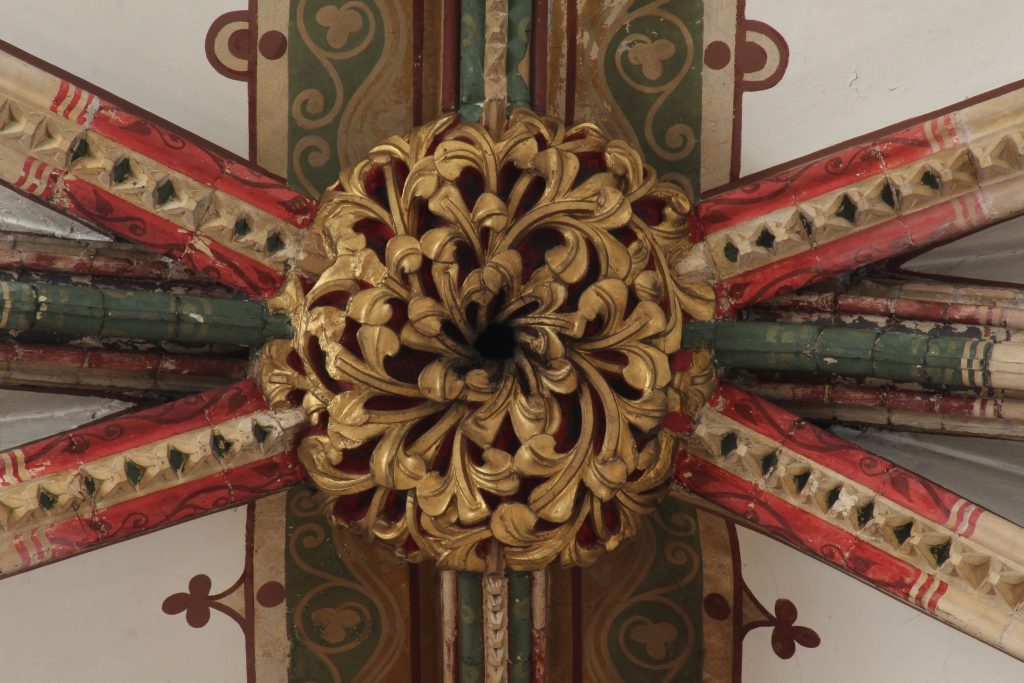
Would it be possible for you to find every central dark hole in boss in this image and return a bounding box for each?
[475,323,517,360]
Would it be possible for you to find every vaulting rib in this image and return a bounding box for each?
[675,384,1024,660]
[681,86,1024,315]
[0,41,317,298]
[739,275,1024,439]
[0,380,307,577]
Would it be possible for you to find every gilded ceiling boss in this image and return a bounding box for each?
[258,109,716,570]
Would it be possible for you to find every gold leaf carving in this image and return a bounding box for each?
[259,109,713,570]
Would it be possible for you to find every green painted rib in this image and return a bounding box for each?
[459,0,486,122]
[458,571,484,683]
[508,571,532,683]
[683,321,991,391]
[0,280,291,346]
[506,0,532,111]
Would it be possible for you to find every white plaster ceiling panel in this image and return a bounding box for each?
[0,185,106,241]
[837,427,1024,527]
[738,526,1022,682]
[0,389,130,450]
[904,215,1024,284]
[0,0,250,157]
[741,0,1024,176]
[0,507,248,683]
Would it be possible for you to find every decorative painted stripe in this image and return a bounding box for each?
[459,571,484,681]
[0,281,10,328]
[508,570,532,683]
[442,569,458,683]
[49,82,98,125]
[11,156,59,198]
[0,449,26,486]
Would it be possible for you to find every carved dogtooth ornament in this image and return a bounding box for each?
[258,110,717,571]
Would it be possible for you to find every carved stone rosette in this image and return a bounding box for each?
[259,110,715,571]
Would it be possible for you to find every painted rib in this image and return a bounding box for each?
[0,380,307,577]
[683,320,1024,393]
[0,340,246,395]
[685,86,1024,314]
[675,383,1024,661]
[746,381,1024,441]
[0,45,317,298]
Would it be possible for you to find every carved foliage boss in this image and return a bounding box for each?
[260,110,714,570]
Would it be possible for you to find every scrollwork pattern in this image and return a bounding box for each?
[587,0,703,197]
[583,496,703,682]
[289,0,386,196]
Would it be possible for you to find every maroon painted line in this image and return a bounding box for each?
[409,563,422,683]
[726,523,744,683]
[887,258,1024,292]
[571,566,582,683]
[530,0,549,113]
[244,501,257,683]
[413,0,425,126]
[564,0,578,124]
[247,0,259,164]
[704,76,1024,198]
[728,0,746,182]
[442,0,461,112]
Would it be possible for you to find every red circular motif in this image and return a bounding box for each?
[737,41,768,73]
[703,41,732,70]
[259,31,288,60]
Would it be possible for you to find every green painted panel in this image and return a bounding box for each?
[601,0,703,194]
[595,495,704,681]
[459,571,484,683]
[285,487,388,682]
[288,0,387,194]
